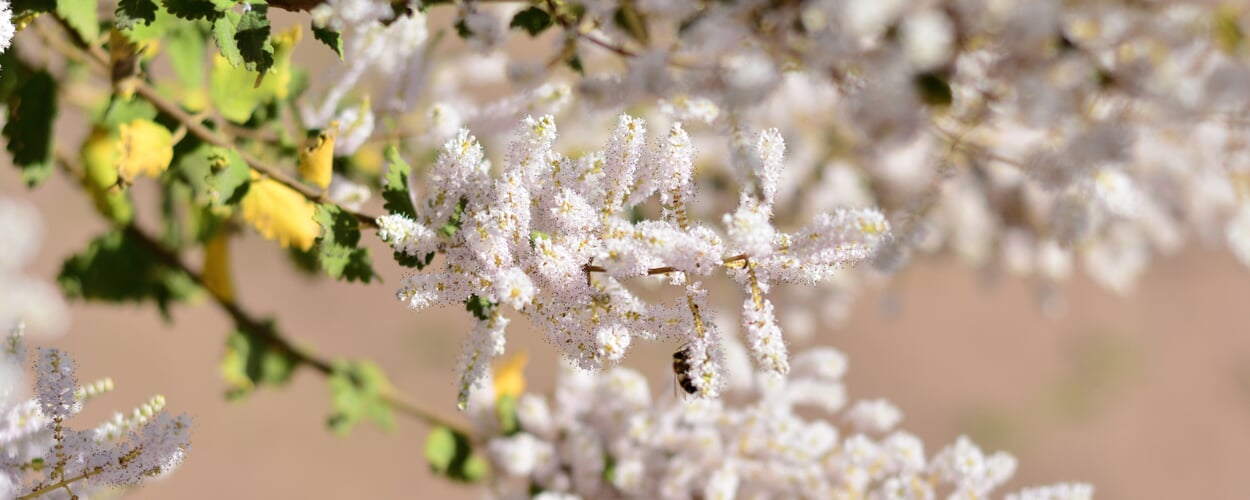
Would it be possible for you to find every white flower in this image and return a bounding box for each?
[845,399,903,434]
[494,267,536,310]
[327,174,371,212]
[902,9,954,70]
[0,1,13,55]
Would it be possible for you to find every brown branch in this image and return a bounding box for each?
[582,253,750,275]
[40,18,381,228]
[52,149,468,436]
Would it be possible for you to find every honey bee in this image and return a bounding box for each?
[672,346,698,396]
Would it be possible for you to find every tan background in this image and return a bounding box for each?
[6,163,1250,499]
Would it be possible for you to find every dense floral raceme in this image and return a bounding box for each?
[1,324,192,499]
[468,340,1093,499]
[377,114,891,408]
[0,197,191,499]
[323,0,1250,331]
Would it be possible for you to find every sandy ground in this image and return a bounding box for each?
[6,159,1250,500]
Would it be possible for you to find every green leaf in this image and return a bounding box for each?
[172,144,251,208]
[12,0,55,16]
[1215,8,1244,54]
[235,3,274,74]
[161,0,230,21]
[210,17,299,123]
[5,71,58,187]
[116,0,159,29]
[311,22,344,60]
[497,394,520,435]
[327,361,396,434]
[440,197,467,238]
[382,144,418,219]
[565,54,584,74]
[378,146,427,265]
[121,4,179,42]
[314,204,377,283]
[221,326,300,399]
[207,147,251,207]
[612,3,649,44]
[99,96,158,129]
[166,23,208,89]
[465,294,496,322]
[914,72,953,108]
[57,229,199,320]
[56,0,100,43]
[509,7,553,37]
[424,426,488,483]
[212,10,244,67]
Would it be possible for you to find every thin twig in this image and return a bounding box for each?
[53,150,470,437]
[582,253,750,275]
[40,18,381,228]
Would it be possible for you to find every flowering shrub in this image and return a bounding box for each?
[5,0,1250,497]
[0,198,190,499]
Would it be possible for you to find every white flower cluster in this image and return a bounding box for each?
[0,1,13,57]
[378,114,890,408]
[475,345,1092,500]
[322,1,1250,330]
[1,324,192,499]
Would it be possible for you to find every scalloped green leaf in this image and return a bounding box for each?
[311,22,343,60]
[424,426,487,483]
[382,144,418,218]
[116,0,159,29]
[327,361,395,434]
[314,204,377,283]
[161,0,230,21]
[5,71,58,187]
[235,3,274,74]
[221,325,300,400]
[57,229,199,320]
[212,10,244,67]
[57,0,100,43]
[509,7,553,37]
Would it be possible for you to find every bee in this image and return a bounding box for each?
[672,346,699,396]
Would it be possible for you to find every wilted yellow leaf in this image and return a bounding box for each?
[492,352,528,402]
[299,120,338,190]
[116,119,174,183]
[109,29,139,98]
[203,228,235,302]
[240,172,320,251]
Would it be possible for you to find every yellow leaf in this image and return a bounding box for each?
[267,26,302,101]
[299,120,338,190]
[492,352,528,402]
[352,143,384,175]
[240,172,320,251]
[116,119,174,183]
[203,228,235,302]
[80,128,134,224]
[81,128,121,190]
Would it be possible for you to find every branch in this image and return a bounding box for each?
[52,150,470,437]
[17,470,99,500]
[38,18,381,228]
[124,223,467,432]
[582,253,749,275]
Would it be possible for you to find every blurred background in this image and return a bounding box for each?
[7,160,1250,499]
